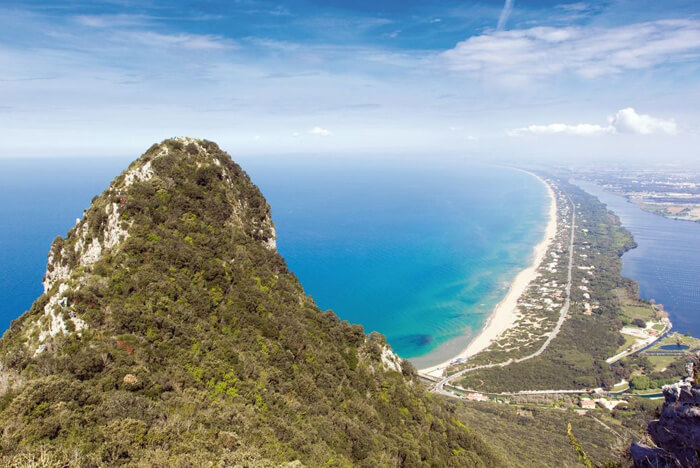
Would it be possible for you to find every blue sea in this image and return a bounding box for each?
[0,156,550,367]
[574,180,700,338]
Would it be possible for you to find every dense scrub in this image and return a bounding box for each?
[0,139,503,466]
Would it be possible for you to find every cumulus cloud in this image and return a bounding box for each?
[610,107,677,135]
[309,126,331,136]
[442,20,700,81]
[509,108,677,136]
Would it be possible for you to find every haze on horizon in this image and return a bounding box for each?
[1,0,699,167]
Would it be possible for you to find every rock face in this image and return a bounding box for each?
[631,356,700,467]
[0,138,503,466]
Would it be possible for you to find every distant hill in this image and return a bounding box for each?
[0,138,503,466]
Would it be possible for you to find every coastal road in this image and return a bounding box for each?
[431,192,576,398]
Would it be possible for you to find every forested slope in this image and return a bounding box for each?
[0,138,503,467]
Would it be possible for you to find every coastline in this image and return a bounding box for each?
[418,172,558,377]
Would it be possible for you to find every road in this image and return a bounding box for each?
[432,193,576,398]
[605,321,672,364]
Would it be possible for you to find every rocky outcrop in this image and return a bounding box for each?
[30,137,278,357]
[632,356,700,467]
[381,344,402,373]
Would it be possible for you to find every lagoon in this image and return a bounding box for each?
[573,180,700,338]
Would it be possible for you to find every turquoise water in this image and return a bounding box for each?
[0,156,549,367]
[243,158,549,366]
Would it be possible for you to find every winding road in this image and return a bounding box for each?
[431,193,576,397]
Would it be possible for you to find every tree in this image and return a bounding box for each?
[631,318,646,328]
[630,375,650,390]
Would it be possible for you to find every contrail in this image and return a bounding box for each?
[497,0,514,30]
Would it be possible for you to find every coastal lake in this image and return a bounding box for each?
[573,180,700,338]
[0,156,550,367]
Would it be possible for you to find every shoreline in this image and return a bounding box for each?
[418,171,558,377]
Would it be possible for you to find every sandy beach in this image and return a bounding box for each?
[419,172,557,377]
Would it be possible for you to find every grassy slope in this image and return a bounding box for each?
[456,396,661,468]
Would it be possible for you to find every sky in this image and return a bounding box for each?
[1,0,699,165]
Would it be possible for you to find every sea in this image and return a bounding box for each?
[573,180,700,338]
[0,156,550,368]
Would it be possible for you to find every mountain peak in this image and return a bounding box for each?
[31,138,276,357]
[0,139,501,466]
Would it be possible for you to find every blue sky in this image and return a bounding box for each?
[1,0,699,164]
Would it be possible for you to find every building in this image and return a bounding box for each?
[580,398,596,409]
[465,393,489,402]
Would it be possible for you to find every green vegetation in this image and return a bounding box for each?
[567,423,595,468]
[0,139,504,466]
[627,332,700,382]
[613,351,688,394]
[646,332,700,352]
[617,334,638,354]
[630,319,645,328]
[457,402,616,467]
[614,287,660,326]
[455,395,661,467]
[646,355,678,372]
[629,375,651,390]
[611,381,629,393]
[637,202,700,223]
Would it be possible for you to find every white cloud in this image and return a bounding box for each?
[509,123,611,136]
[118,31,236,50]
[510,108,677,136]
[443,20,700,81]
[75,14,150,28]
[309,126,331,136]
[71,13,237,51]
[610,107,677,135]
[555,3,590,13]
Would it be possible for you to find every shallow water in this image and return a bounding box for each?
[245,158,549,365]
